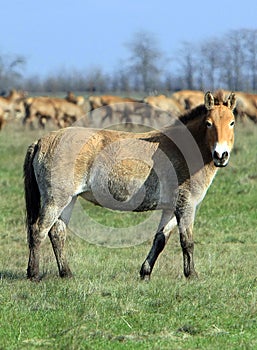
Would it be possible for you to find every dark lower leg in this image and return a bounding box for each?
[102,106,112,123]
[48,220,72,278]
[180,229,197,278]
[140,230,166,280]
[27,225,41,281]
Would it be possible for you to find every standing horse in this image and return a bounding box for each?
[24,90,236,281]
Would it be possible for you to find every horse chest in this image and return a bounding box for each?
[191,167,218,206]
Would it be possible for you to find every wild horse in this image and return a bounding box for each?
[24,90,236,281]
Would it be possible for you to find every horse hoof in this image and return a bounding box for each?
[140,274,150,282]
[27,275,41,282]
[60,270,73,278]
[140,261,152,281]
[185,271,198,280]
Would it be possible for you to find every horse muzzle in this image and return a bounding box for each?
[213,150,229,167]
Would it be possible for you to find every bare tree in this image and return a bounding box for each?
[176,42,197,90]
[6,27,257,94]
[243,29,257,91]
[175,30,257,91]
[199,38,222,90]
[111,66,131,93]
[0,53,26,90]
[125,30,163,92]
[220,30,246,91]
[85,67,110,92]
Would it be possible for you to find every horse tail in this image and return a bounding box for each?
[23,141,40,243]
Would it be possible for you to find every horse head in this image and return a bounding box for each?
[204,90,236,167]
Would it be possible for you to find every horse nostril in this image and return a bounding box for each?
[213,151,220,159]
[214,151,228,160]
[223,151,228,159]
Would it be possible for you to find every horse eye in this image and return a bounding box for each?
[206,121,213,128]
[230,121,235,127]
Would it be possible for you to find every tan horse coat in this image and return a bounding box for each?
[24,90,236,281]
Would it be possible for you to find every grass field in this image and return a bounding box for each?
[0,117,257,349]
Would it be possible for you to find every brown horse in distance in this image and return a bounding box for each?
[172,90,205,110]
[88,95,143,125]
[0,89,26,119]
[23,96,86,129]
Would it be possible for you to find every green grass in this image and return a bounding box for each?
[0,119,257,349]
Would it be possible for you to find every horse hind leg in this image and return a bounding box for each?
[48,219,72,278]
[27,225,41,281]
[27,202,69,281]
[27,223,52,281]
[48,197,77,278]
[28,224,70,281]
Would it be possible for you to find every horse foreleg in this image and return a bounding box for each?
[179,223,197,278]
[175,204,198,278]
[140,229,166,280]
[48,219,72,278]
[140,213,176,280]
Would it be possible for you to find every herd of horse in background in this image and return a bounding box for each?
[0,88,257,131]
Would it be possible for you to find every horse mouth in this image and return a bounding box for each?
[213,159,228,167]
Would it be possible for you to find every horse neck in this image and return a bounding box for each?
[186,115,215,168]
[187,122,220,197]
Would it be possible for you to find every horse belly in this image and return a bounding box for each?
[83,161,162,211]
[79,187,160,212]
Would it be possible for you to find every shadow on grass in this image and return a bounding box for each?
[0,270,69,282]
[0,270,27,281]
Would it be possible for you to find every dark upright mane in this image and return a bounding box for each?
[178,90,233,125]
[213,89,233,106]
[178,104,207,125]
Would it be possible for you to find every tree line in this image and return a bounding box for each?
[1,28,257,94]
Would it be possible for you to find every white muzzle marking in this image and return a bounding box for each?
[212,142,230,167]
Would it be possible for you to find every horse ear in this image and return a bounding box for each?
[227,92,237,110]
[204,91,214,110]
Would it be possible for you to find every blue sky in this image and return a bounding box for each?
[1,0,257,77]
